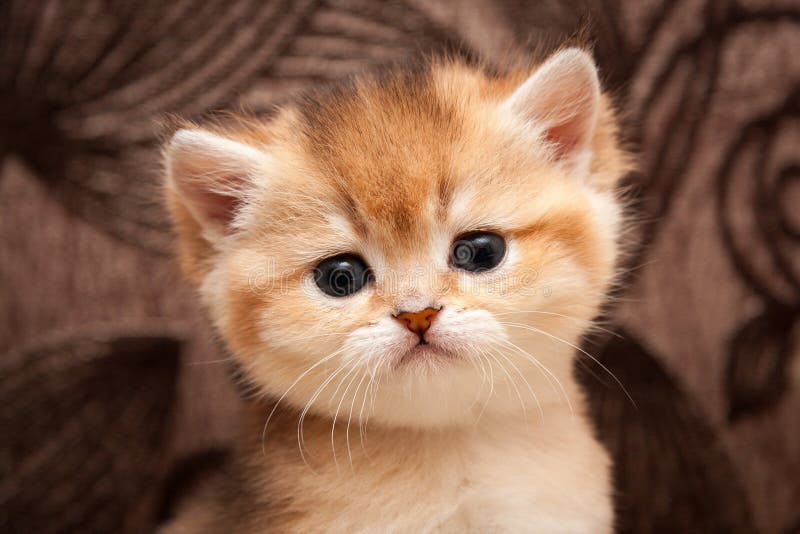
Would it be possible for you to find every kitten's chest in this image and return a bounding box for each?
[280,417,613,533]
[420,437,610,533]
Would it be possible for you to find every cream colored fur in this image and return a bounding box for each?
[161,48,631,533]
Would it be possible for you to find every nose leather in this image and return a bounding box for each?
[394,307,439,339]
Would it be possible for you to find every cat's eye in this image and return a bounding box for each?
[313,254,372,297]
[450,232,506,273]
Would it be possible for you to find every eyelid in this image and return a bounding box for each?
[452,228,506,240]
[311,253,373,278]
[306,249,364,269]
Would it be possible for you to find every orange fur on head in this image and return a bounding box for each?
[162,47,632,532]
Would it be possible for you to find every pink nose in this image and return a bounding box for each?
[393,307,439,339]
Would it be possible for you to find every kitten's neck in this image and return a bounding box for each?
[247,374,587,466]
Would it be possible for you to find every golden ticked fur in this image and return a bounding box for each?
[162,48,632,533]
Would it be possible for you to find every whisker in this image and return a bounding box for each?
[291,332,351,340]
[296,361,349,468]
[501,322,636,408]
[474,348,496,425]
[346,371,369,468]
[486,344,543,421]
[481,348,528,424]
[464,342,490,411]
[364,359,389,439]
[490,334,573,414]
[188,357,236,366]
[262,347,346,454]
[358,357,385,456]
[357,367,376,453]
[493,310,621,338]
[329,364,360,469]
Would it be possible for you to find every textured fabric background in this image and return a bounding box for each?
[1,1,798,532]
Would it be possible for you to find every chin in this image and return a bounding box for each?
[346,350,550,429]
[366,325,590,429]
[366,361,489,428]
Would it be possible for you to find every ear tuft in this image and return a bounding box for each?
[505,48,601,169]
[165,129,268,236]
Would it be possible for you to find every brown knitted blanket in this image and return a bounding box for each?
[1,1,799,532]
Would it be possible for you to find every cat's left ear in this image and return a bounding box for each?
[504,48,600,174]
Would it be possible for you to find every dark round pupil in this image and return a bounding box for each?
[314,255,370,297]
[451,232,506,272]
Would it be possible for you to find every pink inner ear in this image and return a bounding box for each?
[531,83,598,161]
[169,154,246,230]
[507,49,600,164]
[167,129,266,234]
[542,108,594,160]
[183,180,241,227]
[544,120,580,159]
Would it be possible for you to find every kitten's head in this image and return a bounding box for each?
[164,48,630,428]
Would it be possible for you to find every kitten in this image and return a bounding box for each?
[162,47,631,533]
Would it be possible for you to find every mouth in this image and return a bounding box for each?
[399,342,458,365]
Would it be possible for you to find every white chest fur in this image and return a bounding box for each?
[292,412,613,534]
[163,409,612,533]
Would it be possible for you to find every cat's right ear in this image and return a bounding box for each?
[165,129,268,238]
